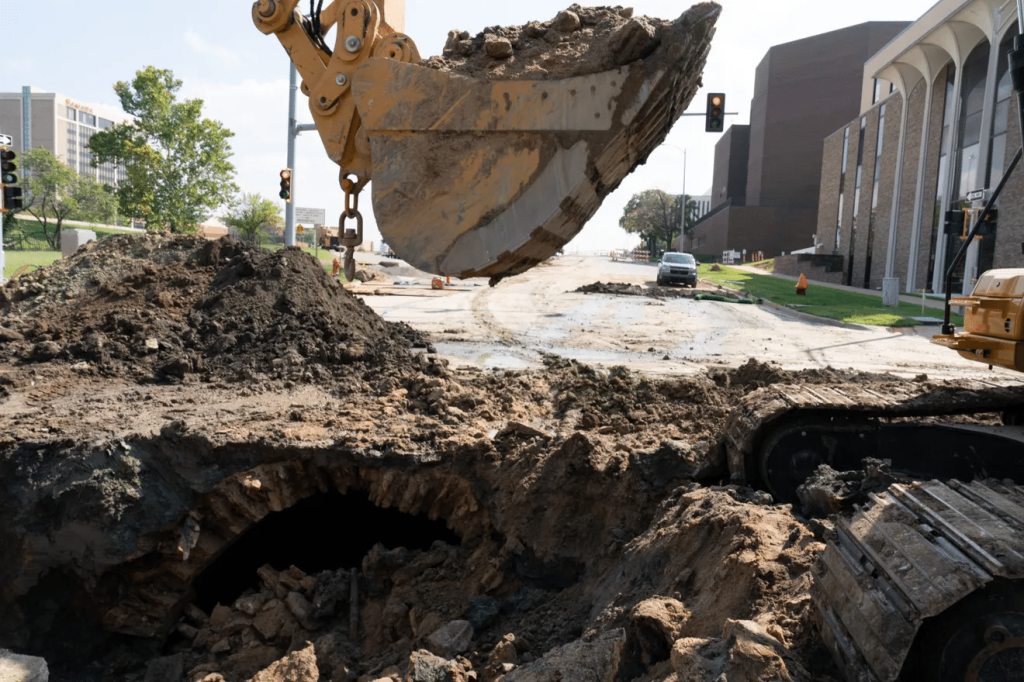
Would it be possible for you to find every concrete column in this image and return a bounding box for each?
[884,89,910,283]
[960,35,1001,295]
[933,63,966,294]
[906,78,935,293]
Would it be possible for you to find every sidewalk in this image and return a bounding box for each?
[730,264,958,314]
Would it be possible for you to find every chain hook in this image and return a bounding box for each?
[340,174,367,282]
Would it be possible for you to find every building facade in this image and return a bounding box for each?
[817,0,1024,296]
[685,22,910,259]
[0,87,129,185]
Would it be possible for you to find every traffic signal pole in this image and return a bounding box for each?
[285,62,317,247]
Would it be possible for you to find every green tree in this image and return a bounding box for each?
[222,193,283,244]
[681,194,699,239]
[16,148,118,250]
[619,190,681,258]
[89,66,238,234]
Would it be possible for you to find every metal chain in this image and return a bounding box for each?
[340,176,366,282]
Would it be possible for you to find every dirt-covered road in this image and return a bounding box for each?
[360,254,1017,381]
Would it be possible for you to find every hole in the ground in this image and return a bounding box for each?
[192,490,461,611]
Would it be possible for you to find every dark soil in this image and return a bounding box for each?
[0,235,425,384]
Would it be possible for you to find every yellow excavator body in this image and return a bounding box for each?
[931,269,1024,372]
[253,0,719,281]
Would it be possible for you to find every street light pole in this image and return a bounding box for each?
[285,62,319,247]
[680,149,687,251]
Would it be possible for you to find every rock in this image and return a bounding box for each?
[485,37,514,60]
[505,422,552,439]
[29,341,61,361]
[671,620,798,681]
[0,327,25,343]
[254,599,291,640]
[185,604,209,625]
[247,642,319,682]
[502,629,625,681]
[425,620,474,658]
[286,591,322,631]
[226,646,282,680]
[488,635,518,666]
[312,569,350,619]
[404,650,467,682]
[609,18,660,66]
[619,598,691,675]
[552,10,581,32]
[144,654,184,682]
[463,595,499,631]
[235,592,268,616]
[0,649,48,682]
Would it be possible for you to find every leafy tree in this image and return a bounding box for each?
[15,148,118,250]
[681,195,700,239]
[619,190,681,258]
[90,66,238,234]
[222,193,283,244]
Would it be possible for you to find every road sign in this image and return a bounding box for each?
[295,207,326,225]
[966,189,986,202]
[0,134,11,147]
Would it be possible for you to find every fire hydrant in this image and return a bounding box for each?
[796,273,808,296]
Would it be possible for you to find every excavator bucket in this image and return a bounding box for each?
[353,5,720,281]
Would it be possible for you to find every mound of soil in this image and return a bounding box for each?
[0,235,423,384]
[422,2,720,81]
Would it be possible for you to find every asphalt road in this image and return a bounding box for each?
[358,255,1020,382]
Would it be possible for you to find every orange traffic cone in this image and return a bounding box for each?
[796,273,808,296]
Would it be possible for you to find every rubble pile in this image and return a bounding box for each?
[0,235,423,384]
[422,3,720,81]
[0,235,916,681]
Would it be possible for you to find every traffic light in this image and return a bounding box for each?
[705,93,725,133]
[3,186,23,212]
[1,149,16,185]
[944,210,966,236]
[1,149,22,212]
[279,168,292,203]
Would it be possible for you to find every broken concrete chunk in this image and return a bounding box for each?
[488,635,518,666]
[285,591,322,631]
[0,649,48,682]
[254,600,291,640]
[405,650,464,682]
[234,592,267,616]
[671,620,801,681]
[247,642,319,682]
[209,603,234,630]
[425,620,475,658]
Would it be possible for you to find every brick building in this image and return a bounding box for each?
[817,0,1024,296]
[685,22,909,260]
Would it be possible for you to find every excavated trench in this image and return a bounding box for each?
[0,235,872,680]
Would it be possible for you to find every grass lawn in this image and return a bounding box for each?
[3,250,62,280]
[699,264,963,328]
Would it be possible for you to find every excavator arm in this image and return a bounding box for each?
[254,0,720,282]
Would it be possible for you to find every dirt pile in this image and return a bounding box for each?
[0,235,423,384]
[422,3,721,80]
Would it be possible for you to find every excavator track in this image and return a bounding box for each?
[723,381,1024,502]
[722,381,1024,680]
[815,479,1024,681]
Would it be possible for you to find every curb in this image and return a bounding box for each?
[756,298,873,331]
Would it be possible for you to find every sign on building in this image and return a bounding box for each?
[295,207,326,225]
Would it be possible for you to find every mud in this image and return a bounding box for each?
[574,281,750,301]
[0,236,929,682]
[421,3,721,81]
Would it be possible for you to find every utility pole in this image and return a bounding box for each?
[285,62,317,247]
[679,149,687,251]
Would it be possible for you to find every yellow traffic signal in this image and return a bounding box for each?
[279,168,292,203]
[705,93,726,133]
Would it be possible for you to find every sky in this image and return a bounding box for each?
[0,0,938,253]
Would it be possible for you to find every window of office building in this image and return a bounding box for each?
[79,112,97,128]
[835,127,851,250]
[863,104,887,289]
[926,66,958,290]
[846,117,868,286]
[66,106,77,121]
[98,118,114,130]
